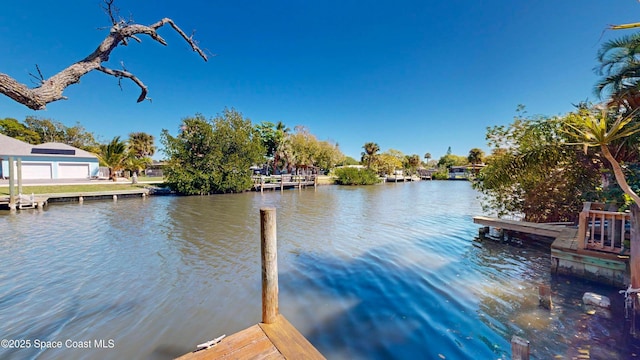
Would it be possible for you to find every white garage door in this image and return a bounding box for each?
[59,164,90,179]
[21,163,52,179]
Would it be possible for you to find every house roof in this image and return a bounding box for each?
[0,133,98,159]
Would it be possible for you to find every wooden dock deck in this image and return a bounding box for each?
[176,208,325,360]
[177,315,324,360]
[473,214,630,286]
[253,175,317,192]
[0,189,149,210]
[473,216,566,238]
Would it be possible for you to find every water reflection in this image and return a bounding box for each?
[0,181,638,359]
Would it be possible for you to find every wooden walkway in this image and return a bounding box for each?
[473,215,629,286]
[1,189,149,210]
[177,315,324,360]
[253,175,317,192]
[473,216,566,238]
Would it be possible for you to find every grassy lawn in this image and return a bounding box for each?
[0,184,155,196]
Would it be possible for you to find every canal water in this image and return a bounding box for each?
[0,181,638,359]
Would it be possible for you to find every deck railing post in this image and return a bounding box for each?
[261,207,279,324]
[576,202,591,250]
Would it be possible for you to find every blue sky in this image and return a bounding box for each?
[0,1,638,160]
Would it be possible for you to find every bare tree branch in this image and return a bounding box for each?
[28,64,45,85]
[0,6,207,110]
[97,65,149,102]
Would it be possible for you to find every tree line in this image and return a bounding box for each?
[161,108,345,195]
[0,116,156,181]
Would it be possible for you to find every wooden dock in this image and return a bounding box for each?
[176,208,325,360]
[177,315,324,360]
[473,216,566,238]
[0,189,149,210]
[473,212,630,286]
[253,175,317,192]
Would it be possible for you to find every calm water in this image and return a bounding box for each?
[0,181,638,359]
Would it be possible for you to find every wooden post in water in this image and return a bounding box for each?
[511,336,530,360]
[538,284,552,310]
[261,207,279,324]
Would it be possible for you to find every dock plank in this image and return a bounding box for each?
[473,216,565,238]
[176,316,324,360]
[176,325,283,360]
[259,315,326,360]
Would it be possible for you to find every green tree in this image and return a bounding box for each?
[209,108,265,193]
[24,117,64,143]
[161,109,264,195]
[162,114,217,195]
[424,152,432,165]
[376,149,405,175]
[97,136,128,181]
[468,148,485,175]
[595,32,640,110]
[474,110,602,222]
[23,116,98,151]
[361,142,380,169]
[0,118,40,143]
[405,154,421,175]
[337,156,360,166]
[128,132,156,158]
[437,153,467,168]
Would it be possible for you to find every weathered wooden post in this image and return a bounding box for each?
[511,335,530,360]
[538,284,552,310]
[17,158,23,195]
[261,207,279,324]
[576,202,590,250]
[8,156,15,210]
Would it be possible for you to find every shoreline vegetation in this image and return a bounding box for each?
[0,176,339,196]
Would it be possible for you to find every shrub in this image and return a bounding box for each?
[334,167,381,185]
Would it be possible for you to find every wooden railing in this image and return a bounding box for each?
[577,202,630,253]
[252,174,317,192]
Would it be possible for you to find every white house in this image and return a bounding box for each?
[0,133,100,180]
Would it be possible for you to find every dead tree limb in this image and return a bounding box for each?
[0,15,207,110]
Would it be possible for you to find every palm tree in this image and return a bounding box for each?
[424,152,431,166]
[361,142,380,169]
[97,136,128,181]
[595,32,640,110]
[467,148,485,175]
[128,132,156,158]
[272,121,290,174]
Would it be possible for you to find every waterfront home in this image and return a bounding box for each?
[0,133,100,180]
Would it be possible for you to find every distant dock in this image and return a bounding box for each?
[0,188,150,210]
[253,175,317,192]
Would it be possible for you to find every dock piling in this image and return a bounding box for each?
[511,335,530,360]
[538,284,552,310]
[261,207,279,324]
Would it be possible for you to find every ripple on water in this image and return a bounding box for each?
[0,183,638,359]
